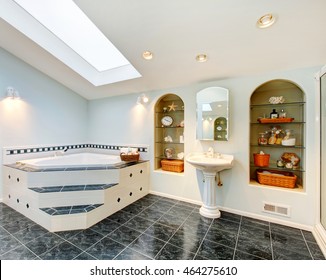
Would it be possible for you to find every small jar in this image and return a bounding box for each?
[279,109,287,118]
[268,132,277,145]
[258,133,268,145]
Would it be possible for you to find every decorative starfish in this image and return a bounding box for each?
[168,102,178,111]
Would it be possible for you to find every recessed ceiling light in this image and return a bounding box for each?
[257,14,276,28]
[142,51,153,60]
[196,54,208,62]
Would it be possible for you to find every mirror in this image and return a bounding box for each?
[196,87,229,141]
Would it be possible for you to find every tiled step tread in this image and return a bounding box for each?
[40,204,103,216]
[29,183,118,193]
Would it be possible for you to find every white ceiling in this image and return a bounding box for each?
[1,0,326,100]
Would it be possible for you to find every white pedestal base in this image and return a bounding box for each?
[200,205,221,218]
[199,171,221,219]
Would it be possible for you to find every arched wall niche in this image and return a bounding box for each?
[249,79,306,190]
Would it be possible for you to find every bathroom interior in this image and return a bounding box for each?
[1,0,326,260]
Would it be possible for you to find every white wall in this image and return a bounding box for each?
[89,66,321,228]
[0,48,88,197]
[1,45,321,228]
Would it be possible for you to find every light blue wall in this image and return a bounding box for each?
[0,45,323,228]
[88,66,321,228]
[0,48,88,196]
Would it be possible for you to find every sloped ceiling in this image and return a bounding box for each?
[1,0,326,100]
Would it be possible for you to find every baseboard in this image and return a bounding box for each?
[149,191,314,231]
[219,205,314,231]
[149,190,202,206]
[313,223,326,258]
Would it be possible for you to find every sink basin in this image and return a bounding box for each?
[186,152,234,173]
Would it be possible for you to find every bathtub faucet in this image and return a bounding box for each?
[54,147,68,157]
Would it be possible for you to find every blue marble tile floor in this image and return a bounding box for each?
[0,194,325,260]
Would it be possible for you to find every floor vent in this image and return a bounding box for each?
[263,202,290,217]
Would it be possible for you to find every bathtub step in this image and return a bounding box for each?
[40,203,104,216]
[29,183,118,193]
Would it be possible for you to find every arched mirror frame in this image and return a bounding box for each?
[196,87,229,141]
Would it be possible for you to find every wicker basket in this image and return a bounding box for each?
[256,169,297,188]
[161,159,184,173]
[120,153,140,162]
[253,153,270,167]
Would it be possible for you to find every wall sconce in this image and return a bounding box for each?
[137,93,149,105]
[6,87,20,99]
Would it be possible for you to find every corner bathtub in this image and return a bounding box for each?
[16,153,123,169]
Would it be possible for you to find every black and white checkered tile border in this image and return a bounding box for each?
[5,144,148,156]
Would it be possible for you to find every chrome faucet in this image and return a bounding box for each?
[207,147,214,158]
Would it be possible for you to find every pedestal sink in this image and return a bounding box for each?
[186,152,234,218]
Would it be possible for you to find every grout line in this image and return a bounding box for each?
[301,229,314,259]
[269,221,274,260]
[231,216,242,260]
[153,207,197,260]
[192,212,215,260]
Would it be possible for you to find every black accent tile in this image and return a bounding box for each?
[12,224,48,244]
[302,230,317,243]
[220,211,241,223]
[169,228,202,253]
[129,233,166,258]
[0,198,324,260]
[272,233,310,256]
[114,248,151,260]
[86,237,126,260]
[24,232,64,256]
[122,202,148,215]
[144,223,177,241]
[306,241,326,260]
[41,241,83,260]
[0,244,38,260]
[273,247,313,260]
[196,239,234,260]
[167,205,193,219]
[234,250,266,260]
[0,226,10,239]
[0,235,22,255]
[156,243,195,260]
[62,185,85,192]
[236,235,273,260]
[138,208,165,222]
[241,216,269,230]
[205,226,237,248]
[74,252,97,260]
[67,228,104,250]
[124,216,154,232]
[2,217,37,234]
[90,218,121,235]
[157,213,186,229]
[108,226,142,246]
[271,222,303,240]
[108,210,135,224]
[211,217,240,233]
[238,225,271,242]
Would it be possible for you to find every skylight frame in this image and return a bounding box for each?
[13,0,132,72]
[0,0,141,86]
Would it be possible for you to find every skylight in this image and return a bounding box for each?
[2,0,141,86]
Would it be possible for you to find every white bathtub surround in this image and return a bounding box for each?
[16,153,123,169]
[3,156,149,232]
